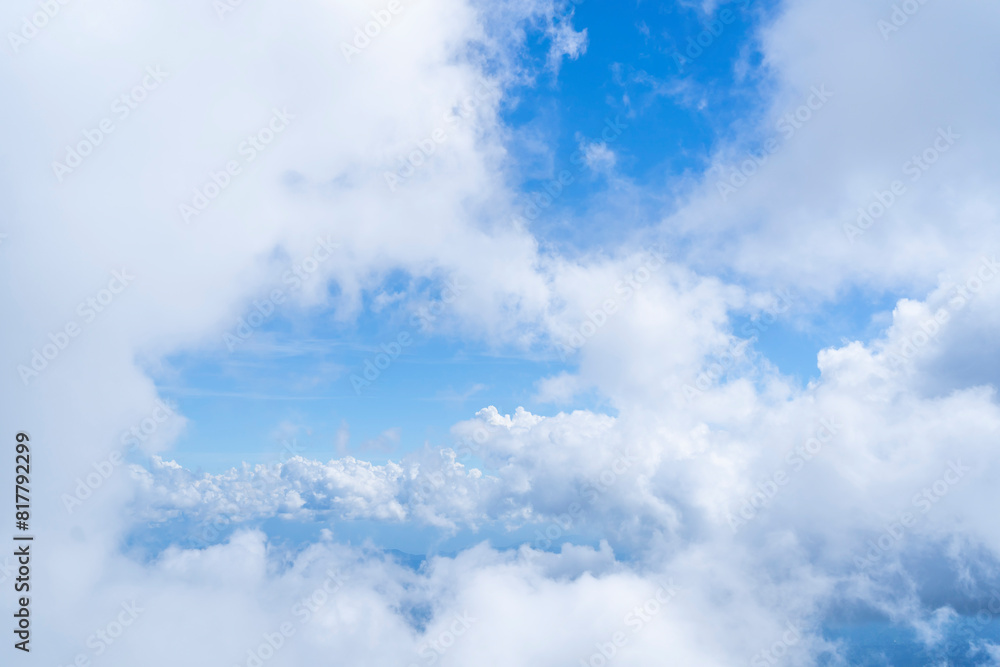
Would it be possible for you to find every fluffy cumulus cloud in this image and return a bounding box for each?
[131,406,630,531]
[3,0,1000,665]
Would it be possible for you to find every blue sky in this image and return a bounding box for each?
[153,0,895,474]
[156,277,901,472]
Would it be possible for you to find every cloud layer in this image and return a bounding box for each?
[3,0,1000,665]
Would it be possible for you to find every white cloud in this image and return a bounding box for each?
[581,140,617,173]
[663,0,1000,299]
[545,19,588,72]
